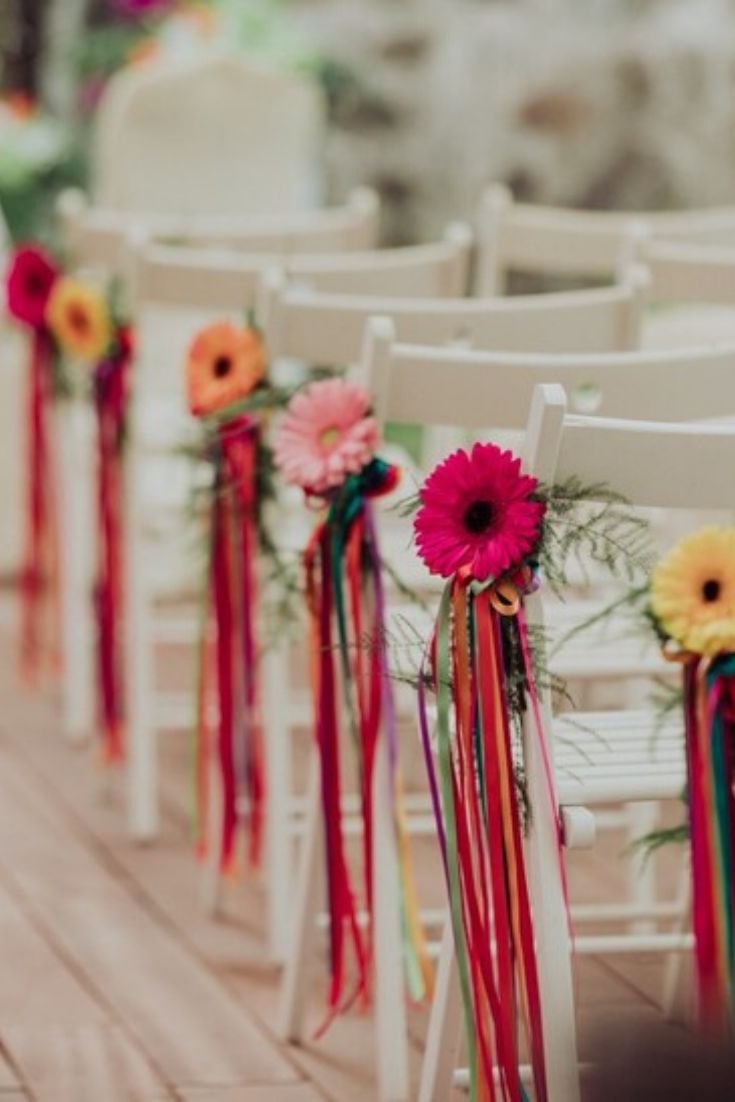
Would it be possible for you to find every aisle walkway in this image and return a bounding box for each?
[0,596,690,1101]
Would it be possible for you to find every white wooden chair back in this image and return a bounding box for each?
[627,237,735,306]
[57,187,380,271]
[544,396,735,510]
[92,54,324,216]
[125,223,472,450]
[478,182,735,293]
[132,224,472,316]
[258,265,647,366]
[364,318,735,432]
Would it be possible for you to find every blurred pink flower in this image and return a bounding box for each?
[275,378,380,496]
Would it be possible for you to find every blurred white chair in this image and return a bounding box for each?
[55,190,380,748]
[122,226,474,849]
[477,182,735,294]
[57,186,381,272]
[255,266,645,1025]
[259,264,647,365]
[92,54,325,216]
[623,236,735,349]
[417,388,735,1101]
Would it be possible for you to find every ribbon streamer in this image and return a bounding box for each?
[20,328,59,679]
[304,459,431,1024]
[93,330,133,761]
[418,572,557,1102]
[684,653,735,1029]
[196,416,265,872]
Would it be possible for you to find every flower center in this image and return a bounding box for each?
[702,578,721,603]
[67,304,90,336]
[464,499,494,534]
[319,426,342,450]
[213,354,232,379]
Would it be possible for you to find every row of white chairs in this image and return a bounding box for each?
[49,184,735,1101]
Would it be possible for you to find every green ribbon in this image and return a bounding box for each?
[435,579,479,1098]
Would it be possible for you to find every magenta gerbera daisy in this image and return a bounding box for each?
[274,377,380,495]
[414,443,546,581]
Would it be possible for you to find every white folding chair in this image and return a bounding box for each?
[281,298,735,1102]
[121,226,474,846]
[416,389,735,1100]
[257,264,643,1040]
[363,321,735,934]
[624,237,735,349]
[477,181,735,294]
[54,187,383,746]
[92,53,325,215]
[57,186,381,272]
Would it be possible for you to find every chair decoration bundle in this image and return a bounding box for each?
[275,378,431,1024]
[413,443,558,1102]
[187,320,280,872]
[47,274,133,761]
[411,442,651,1102]
[6,245,63,677]
[649,527,735,1029]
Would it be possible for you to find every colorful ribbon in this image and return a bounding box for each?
[196,415,265,872]
[92,329,133,762]
[20,328,59,679]
[683,653,735,1030]
[418,569,560,1102]
[304,458,432,1025]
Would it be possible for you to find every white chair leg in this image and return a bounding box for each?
[57,400,95,744]
[279,754,323,1041]
[662,857,693,1023]
[263,634,294,963]
[125,447,159,841]
[523,661,581,1102]
[418,917,462,1102]
[372,737,410,1102]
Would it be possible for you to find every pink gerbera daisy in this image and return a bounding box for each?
[274,378,380,495]
[414,443,546,581]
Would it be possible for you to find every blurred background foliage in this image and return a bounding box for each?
[4,0,735,247]
[0,0,356,244]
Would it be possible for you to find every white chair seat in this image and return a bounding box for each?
[554,709,685,805]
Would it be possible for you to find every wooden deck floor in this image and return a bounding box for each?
[0,596,694,1101]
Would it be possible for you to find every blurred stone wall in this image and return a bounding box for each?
[295,0,735,240]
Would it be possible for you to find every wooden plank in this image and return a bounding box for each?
[180,1087,323,1102]
[3,1025,171,1102]
[0,745,300,1094]
[0,878,168,1100]
[0,601,689,1102]
[0,1054,19,1091]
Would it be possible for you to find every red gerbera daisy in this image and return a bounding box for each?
[414,442,545,581]
[6,245,59,329]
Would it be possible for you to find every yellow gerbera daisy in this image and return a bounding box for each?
[651,527,735,656]
[46,277,111,364]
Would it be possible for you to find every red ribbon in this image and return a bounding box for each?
[305,523,369,1024]
[92,331,133,761]
[441,579,550,1102]
[200,417,265,872]
[20,328,59,679]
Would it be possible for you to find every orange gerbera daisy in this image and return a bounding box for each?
[186,322,266,417]
[46,276,111,363]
